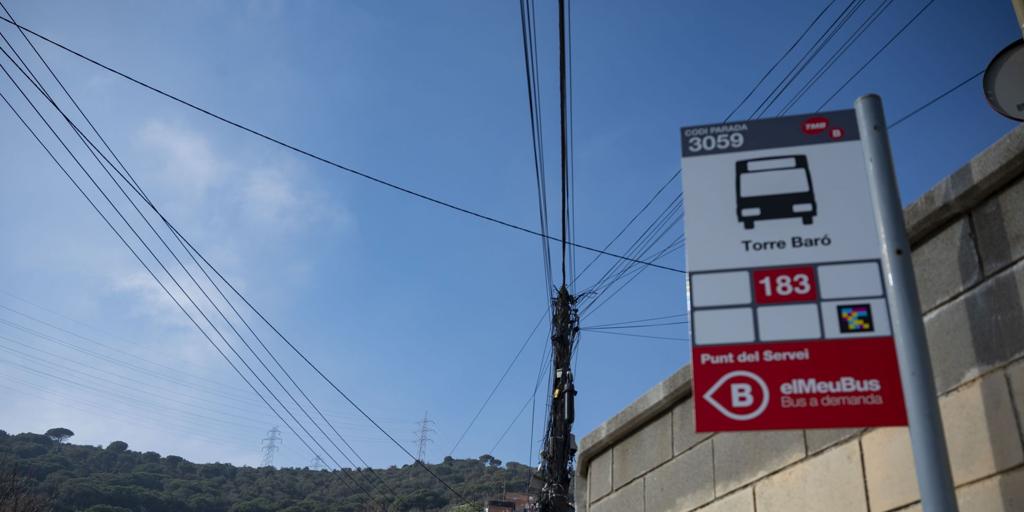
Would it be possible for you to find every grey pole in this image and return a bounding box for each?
[855,94,958,512]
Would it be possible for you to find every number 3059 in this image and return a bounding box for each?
[687,133,744,153]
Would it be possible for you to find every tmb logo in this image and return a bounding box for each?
[703,370,770,421]
[801,116,829,135]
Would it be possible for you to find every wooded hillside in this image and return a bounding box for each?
[0,429,533,512]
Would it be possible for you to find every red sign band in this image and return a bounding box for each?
[693,337,907,431]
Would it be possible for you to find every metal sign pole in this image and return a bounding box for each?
[854,94,958,512]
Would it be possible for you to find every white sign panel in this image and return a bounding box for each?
[680,110,907,432]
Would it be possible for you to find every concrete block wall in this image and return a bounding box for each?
[575,124,1024,512]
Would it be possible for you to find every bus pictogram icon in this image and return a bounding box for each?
[736,155,816,229]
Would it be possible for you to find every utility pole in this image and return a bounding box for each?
[539,286,578,512]
[539,0,577,510]
[260,426,282,467]
[413,411,436,463]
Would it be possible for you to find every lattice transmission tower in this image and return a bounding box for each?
[260,426,282,467]
[413,411,436,463]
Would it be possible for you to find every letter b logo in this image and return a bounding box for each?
[703,370,771,421]
[731,382,754,408]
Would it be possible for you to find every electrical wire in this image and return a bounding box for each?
[0,14,435,501]
[817,0,938,111]
[567,0,577,294]
[750,0,864,119]
[0,332,279,426]
[582,320,688,330]
[571,171,680,287]
[0,55,382,504]
[0,303,406,433]
[580,196,682,306]
[0,312,264,409]
[582,234,685,319]
[779,0,895,115]
[0,14,683,275]
[0,378,242,447]
[724,0,840,121]
[447,309,547,456]
[0,351,266,433]
[558,0,570,287]
[578,329,687,343]
[887,69,984,129]
[489,393,536,454]
[582,313,687,328]
[519,0,554,298]
[0,44,391,502]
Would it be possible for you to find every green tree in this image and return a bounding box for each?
[106,441,128,452]
[44,427,74,445]
[0,428,537,512]
[0,460,51,512]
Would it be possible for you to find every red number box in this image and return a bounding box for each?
[752,266,817,304]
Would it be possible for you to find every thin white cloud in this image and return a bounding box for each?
[140,120,222,200]
[0,118,357,468]
[110,269,187,325]
[138,120,352,234]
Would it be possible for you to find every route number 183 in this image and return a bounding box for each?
[752,266,817,304]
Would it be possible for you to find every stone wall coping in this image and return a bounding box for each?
[577,365,691,477]
[905,124,1024,245]
[575,125,1024,480]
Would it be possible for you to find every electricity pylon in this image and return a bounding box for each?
[260,426,282,467]
[413,411,436,463]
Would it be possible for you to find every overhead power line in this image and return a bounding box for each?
[0,309,261,407]
[0,15,683,275]
[0,334,276,429]
[582,313,687,328]
[0,300,407,429]
[0,349,264,433]
[0,14,395,503]
[571,170,680,286]
[447,309,547,457]
[0,5,446,497]
[779,0,896,115]
[558,0,571,287]
[0,85,379,502]
[582,320,688,330]
[724,0,840,121]
[579,329,687,343]
[752,0,866,119]
[519,0,554,297]
[886,69,984,129]
[0,377,241,446]
[817,0,939,111]
[490,392,535,454]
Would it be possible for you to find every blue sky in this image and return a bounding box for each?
[0,0,1018,470]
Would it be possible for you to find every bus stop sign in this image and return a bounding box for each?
[681,110,908,432]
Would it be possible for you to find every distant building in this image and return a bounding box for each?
[484,493,536,511]
[484,500,515,512]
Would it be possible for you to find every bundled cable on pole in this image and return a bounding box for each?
[538,1,578,510]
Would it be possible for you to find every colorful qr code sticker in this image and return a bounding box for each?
[838,304,874,333]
